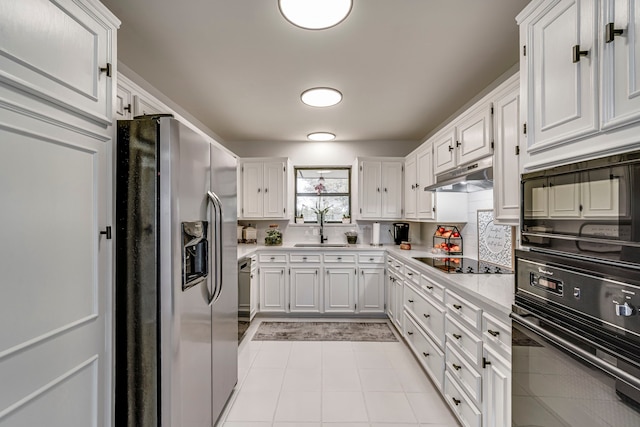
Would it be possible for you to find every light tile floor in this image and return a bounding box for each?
[217,318,460,427]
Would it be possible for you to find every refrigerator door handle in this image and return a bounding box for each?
[207,190,224,305]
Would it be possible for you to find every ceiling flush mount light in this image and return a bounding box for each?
[307,132,336,141]
[301,87,343,107]
[279,0,352,30]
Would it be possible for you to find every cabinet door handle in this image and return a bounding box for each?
[452,363,462,371]
[408,299,414,303]
[456,140,461,147]
[415,183,419,188]
[572,44,589,63]
[483,357,492,368]
[411,184,415,190]
[423,313,430,319]
[487,329,500,337]
[407,331,414,335]
[452,397,461,406]
[257,188,261,193]
[384,188,388,192]
[264,187,268,193]
[377,187,380,192]
[452,333,462,340]
[448,145,453,152]
[426,285,434,290]
[453,304,462,310]
[605,22,624,43]
[422,352,430,357]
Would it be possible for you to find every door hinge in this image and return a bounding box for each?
[284,208,286,214]
[491,141,494,150]
[402,165,404,172]
[284,166,286,172]
[241,166,244,172]
[288,303,291,310]
[523,123,527,135]
[360,165,362,172]
[99,63,112,77]
[288,269,291,275]
[100,226,112,239]
[491,106,494,115]
[360,208,362,214]
[523,45,526,56]
[515,145,520,155]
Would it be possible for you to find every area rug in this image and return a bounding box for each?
[252,321,398,342]
[238,321,250,343]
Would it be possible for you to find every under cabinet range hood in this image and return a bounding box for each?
[424,156,493,192]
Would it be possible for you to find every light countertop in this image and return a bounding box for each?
[237,243,514,316]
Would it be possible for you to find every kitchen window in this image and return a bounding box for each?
[294,167,351,223]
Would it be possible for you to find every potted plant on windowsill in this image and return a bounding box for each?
[295,215,304,224]
[342,214,351,224]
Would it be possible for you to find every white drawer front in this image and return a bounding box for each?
[445,290,482,331]
[482,312,512,358]
[444,372,482,427]
[404,284,445,348]
[290,254,322,263]
[403,312,445,391]
[323,253,357,263]
[358,253,385,264]
[421,274,445,303]
[259,253,288,263]
[387,256,404,273]
[446,343,482,406]
[445,315,483,369]
[404,265,420,287]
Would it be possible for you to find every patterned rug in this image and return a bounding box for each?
[252,321,398,342]
[238,320,250,343]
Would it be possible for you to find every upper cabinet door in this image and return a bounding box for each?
[527,0,598,151]
[381,161,403,218]
[0,0,118,126]
[262,161,285,218]
[456,104,494,166]
[360,161,382,218]
[416,148,435,219]
[115,84,133,120]
[241,162,264,218]
[404,155,417,219]
[433,127,457,174]
[602,0,640,129]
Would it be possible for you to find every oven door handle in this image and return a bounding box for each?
[511,312,640,391]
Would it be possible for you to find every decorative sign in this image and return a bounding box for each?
[477,209,513,268]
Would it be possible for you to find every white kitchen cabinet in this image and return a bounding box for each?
[289,266,321,313]
[405,146,435,220]
[387,271,403,330]
[116,83,133,119]
[444,372,482,427]
[404,283,446,348]
[357,267,386,314]
[250,255,258,320]
[259,266,287,312]
[358,158,403,219]
[492,75,521,225]
[602,0,640,129]
[521,0,599,152]
[0,0,118,126]
[403,312,445,391]
[240,158,287,219]
[133,93,165,117]
[482,313,512,427]
[434,103,493,175]
[324,267,357,313]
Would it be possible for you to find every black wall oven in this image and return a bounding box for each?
[513,150,640,426]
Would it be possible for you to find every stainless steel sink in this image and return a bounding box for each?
[293,243,350,248]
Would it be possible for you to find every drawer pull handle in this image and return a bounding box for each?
[423,313,430,319]
[337,257,342,260]
[407,331,414,336]
[302,257,307,260]
[426,285,434,290]
[452,333,462,340]
[452,363,462,371]
[407,272,413,276]
[487,329,500,337]
[270,257,275,260]
[369,257,374,261]
[453,304,462,310]
[408,299,414,303]
[452,397,461,406]
[422,352,430,357]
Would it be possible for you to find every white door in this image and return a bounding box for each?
[0,115,110,426]
[433,127,457,174]
[381,161,403,218]
[404,155,417,219]
[416,148,435,219]
[493,84,521,224]
[360,161,382,218]
[528,0,598,149]
[263,161,285,218]
[358,268,386,313]
[289,267,321,313]
[259,267,286,312]
[482,346,511,427]
[115,84,133,119]
[241,162,264,218]
[456,105,493,165]
[602,0,640,129]
[324,268,356,313]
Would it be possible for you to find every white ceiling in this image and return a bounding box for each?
[102,0,529,146]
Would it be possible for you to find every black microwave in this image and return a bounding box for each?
[520,150,640,267]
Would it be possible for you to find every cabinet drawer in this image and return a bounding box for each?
[404,265,420,287]
[290,254,322,263]
[444,372,482,427]
[482,312,512,358]
[358,253,385,264]
[387,256,404,272]
[259,253,288,263]
[403,312,445,391]
[445,315,483,369]
[324,253,357,263]
[421,274,445,303]
[446,343,482,406]
[404,284,445,348]
[445,290,482,331]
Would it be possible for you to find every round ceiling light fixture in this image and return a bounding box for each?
[279,0,353,30]
[307,132,336,141]
[301,87,343,107]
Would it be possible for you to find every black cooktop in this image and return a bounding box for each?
[413,257,513,274]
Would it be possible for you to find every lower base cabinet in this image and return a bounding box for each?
[482,343,511,427]
[444,371,482,427]
[403,312,445,390]
[358,267,385,313]
[289,267,321,313]
[259,266,286,312]
[324,267,357,313]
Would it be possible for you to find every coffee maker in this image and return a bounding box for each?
[391,222,410,245]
